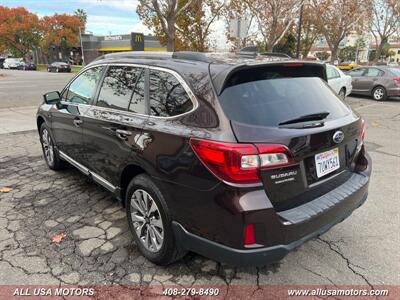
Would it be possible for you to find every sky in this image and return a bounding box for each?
[0,0,151,35]
[0,0,228,49]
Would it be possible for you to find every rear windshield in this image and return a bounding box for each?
[219,76,350,127]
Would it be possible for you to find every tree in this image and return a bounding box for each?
[175,0,224,51]
[0,6,40,57]
[300,4,321,58]
[315,51,330,61]
[224,0,256,51]
[74,9,87,30]
[238,0,301,51]
[273,32,297,57]
[143,0,224,51]
[339,46,357,61]
[40,14,82,59]
[371,0,400,62]
[311,0,372,63]
[137,0,197,51]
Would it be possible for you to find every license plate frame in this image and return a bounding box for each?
[315,148,340,178]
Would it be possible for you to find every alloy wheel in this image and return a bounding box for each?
[130,189,164,252]
[41,129,54,166]
[373,88,384,100]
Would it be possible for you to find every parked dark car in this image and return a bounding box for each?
[0,58,5,69]
[19,61,37,70]
[36,52,371,266]
[47,62,71,72]
[348,66,400,100]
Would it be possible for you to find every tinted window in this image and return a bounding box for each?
[97,66,144,112]
[365,68,383,77]
[66,67,103,104]
[149,70,193,117]
[129,70,146,114]
[348,68,365,76]
[327,66,340,79]
[219,77,349,127]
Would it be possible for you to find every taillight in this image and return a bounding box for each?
[393,77,400,84]
[190,138,293,185]
[360,118,366,141]
[244,224,256,246]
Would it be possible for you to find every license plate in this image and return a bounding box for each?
[315,148,340,178]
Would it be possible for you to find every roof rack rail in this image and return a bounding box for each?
[104,51,172,59]
[260,52,291,58]
[235,50,257,58]
[172,51,211,63]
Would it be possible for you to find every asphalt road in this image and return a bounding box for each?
[0,70,399,292]
[0,69,74,109]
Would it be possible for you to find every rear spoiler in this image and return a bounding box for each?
[211,61,327,95]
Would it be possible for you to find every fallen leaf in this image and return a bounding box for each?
[0,187,12,193]
[52,232,66,243]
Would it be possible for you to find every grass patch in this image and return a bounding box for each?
[37,64,83,73]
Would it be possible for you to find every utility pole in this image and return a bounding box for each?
[296,0,304,59]
[79,27,85,66]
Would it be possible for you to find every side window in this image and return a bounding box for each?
[327,67,340,79]
[128,70,146,114]
[97,66,144,112]
[348,68,365,77]
[149,70,193,117]
[365,68,383,77]
[66,67,103,104]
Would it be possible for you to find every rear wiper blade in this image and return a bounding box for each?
[278,112,330,126]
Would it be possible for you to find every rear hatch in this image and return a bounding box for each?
[215,62,362,211]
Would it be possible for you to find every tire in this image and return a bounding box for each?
[372,86,387,101]
[126,174,186,265]
[47,68,51,72]
[39,123,65,170]
[338,88,346,100]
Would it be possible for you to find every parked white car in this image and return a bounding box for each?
[3,58,23,69]
[326,64,352,100]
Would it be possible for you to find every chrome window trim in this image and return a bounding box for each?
[63,62,199,120]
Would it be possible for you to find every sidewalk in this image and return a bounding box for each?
[0,106,37,134]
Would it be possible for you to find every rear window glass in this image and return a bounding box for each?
[219,76,350,127]
[388,68,400,76]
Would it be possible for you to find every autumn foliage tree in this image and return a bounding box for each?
[238,0,301,52]
[311,0,372,63]
[141,0,223,51]
[300,4,321,58]
[0,6,40,57]
[371,0,400,62]
[137,0,197,51]
[40,14,83,57]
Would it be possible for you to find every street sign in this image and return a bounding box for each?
[131,33,144,51]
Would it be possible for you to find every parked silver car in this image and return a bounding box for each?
[348,66,400,101]
[326,64,352,100]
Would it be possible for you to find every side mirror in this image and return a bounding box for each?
[43,91,60,104]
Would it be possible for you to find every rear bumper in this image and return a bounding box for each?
[174,193,367,267]
[387,87,400,97]
[173,152,371,267]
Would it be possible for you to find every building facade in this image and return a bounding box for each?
[80,32,166,64]
[32,32,166,65]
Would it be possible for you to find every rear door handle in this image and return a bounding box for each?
[115,129,132,139]
[73,118,83,127]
